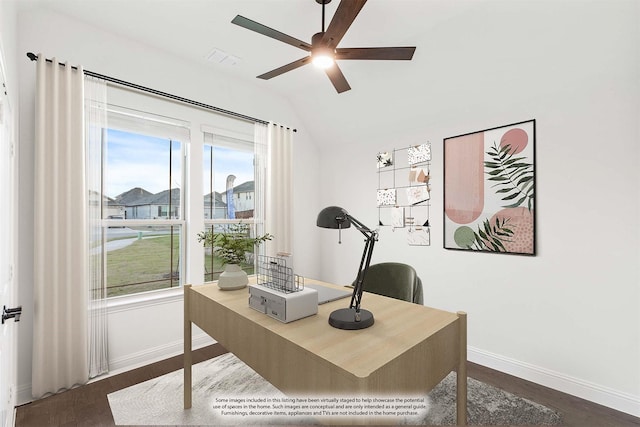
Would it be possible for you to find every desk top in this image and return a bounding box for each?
[190,279,460,379]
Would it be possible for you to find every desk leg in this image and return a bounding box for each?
[184,285,192,409]
[456,311,468,426]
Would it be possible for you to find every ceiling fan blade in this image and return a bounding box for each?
[336,47,416,60]
[322,0,367,49]
[232,15,311,51]
[325,64,351,93]
[257,57,312,80]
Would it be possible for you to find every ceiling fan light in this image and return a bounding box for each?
[312,54,334,69]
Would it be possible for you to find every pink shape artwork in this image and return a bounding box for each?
[444,132,484,224]
[490,207,534,254]
[500,128,528,154]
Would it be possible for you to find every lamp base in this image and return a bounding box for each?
[328,308,374,330]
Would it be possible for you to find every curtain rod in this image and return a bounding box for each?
[26,52,297,132]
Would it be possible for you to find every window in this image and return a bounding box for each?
[87,95,266,299]
[202,131,263,282]
[93,106,189,298]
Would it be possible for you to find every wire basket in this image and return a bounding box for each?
[256,255,303,294]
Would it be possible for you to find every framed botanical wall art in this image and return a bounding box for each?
[443,120,536,255]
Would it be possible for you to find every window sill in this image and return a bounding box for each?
[107,287,184,314]
[105,275,258,314]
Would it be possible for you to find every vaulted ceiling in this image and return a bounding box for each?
[26,0,481,145]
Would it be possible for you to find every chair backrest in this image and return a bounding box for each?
[355,262,424,305]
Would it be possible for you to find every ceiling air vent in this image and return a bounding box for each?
[204,48,241,66]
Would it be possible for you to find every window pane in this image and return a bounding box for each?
[106,129,182,220]
[203,142,256,283]
[203,145,254,220]
[104,225,181,297]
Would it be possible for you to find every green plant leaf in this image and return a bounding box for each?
[505,195,528,208]
[484,141,534,209]
[516,175,533,186]
[503,157,526,165]
[488,176,510,182]
[500,192,520,200]
[198,223,272,265]
[463,216,514,252]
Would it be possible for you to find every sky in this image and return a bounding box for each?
[203,145,254,195]
[105,129,254,198]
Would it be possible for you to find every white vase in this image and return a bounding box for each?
[217,264,249,290]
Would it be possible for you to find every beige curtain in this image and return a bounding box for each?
[85,75,109,378]
[32,55,88,397]
[264,123,294,260]
[254,123,268,243]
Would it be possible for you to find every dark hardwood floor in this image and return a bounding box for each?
[15,344,640,426]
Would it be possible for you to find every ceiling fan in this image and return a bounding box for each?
[231,0,416,93]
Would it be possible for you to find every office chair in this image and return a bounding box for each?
[354,262,424,305]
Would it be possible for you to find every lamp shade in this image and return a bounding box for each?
[316,206,351,229]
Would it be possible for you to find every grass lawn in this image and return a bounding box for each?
[107,235,180,297]
[106,234,254,297]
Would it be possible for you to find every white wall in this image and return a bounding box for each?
[15,5,322,402]
[0,1,17,88]
[12,0,640,418]
[316,0,640,416]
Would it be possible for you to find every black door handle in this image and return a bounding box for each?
[2,305,22,324]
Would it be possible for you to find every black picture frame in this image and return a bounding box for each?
[443,119,536,255]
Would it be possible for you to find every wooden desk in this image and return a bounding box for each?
[184,280,467,425]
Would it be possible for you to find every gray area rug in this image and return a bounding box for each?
[108,353,562,426]
[425,374,561,426]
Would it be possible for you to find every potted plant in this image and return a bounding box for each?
[197,223,272,290]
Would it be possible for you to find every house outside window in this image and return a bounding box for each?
[202,130,263,282]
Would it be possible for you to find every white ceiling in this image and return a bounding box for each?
[28,0,480,143]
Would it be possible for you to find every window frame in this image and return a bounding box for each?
[90,86,261,303]
[202,127,265,282]
[98,108,188,299]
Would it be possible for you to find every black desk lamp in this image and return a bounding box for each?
[316,206,379,330]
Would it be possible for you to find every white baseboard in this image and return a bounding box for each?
[16,332,216,406]
[107,332,215,375]
[18,341,639,419]
[16,382,32,406]
[468,346,640,418]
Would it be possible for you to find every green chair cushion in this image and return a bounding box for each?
[353,262,423,305]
